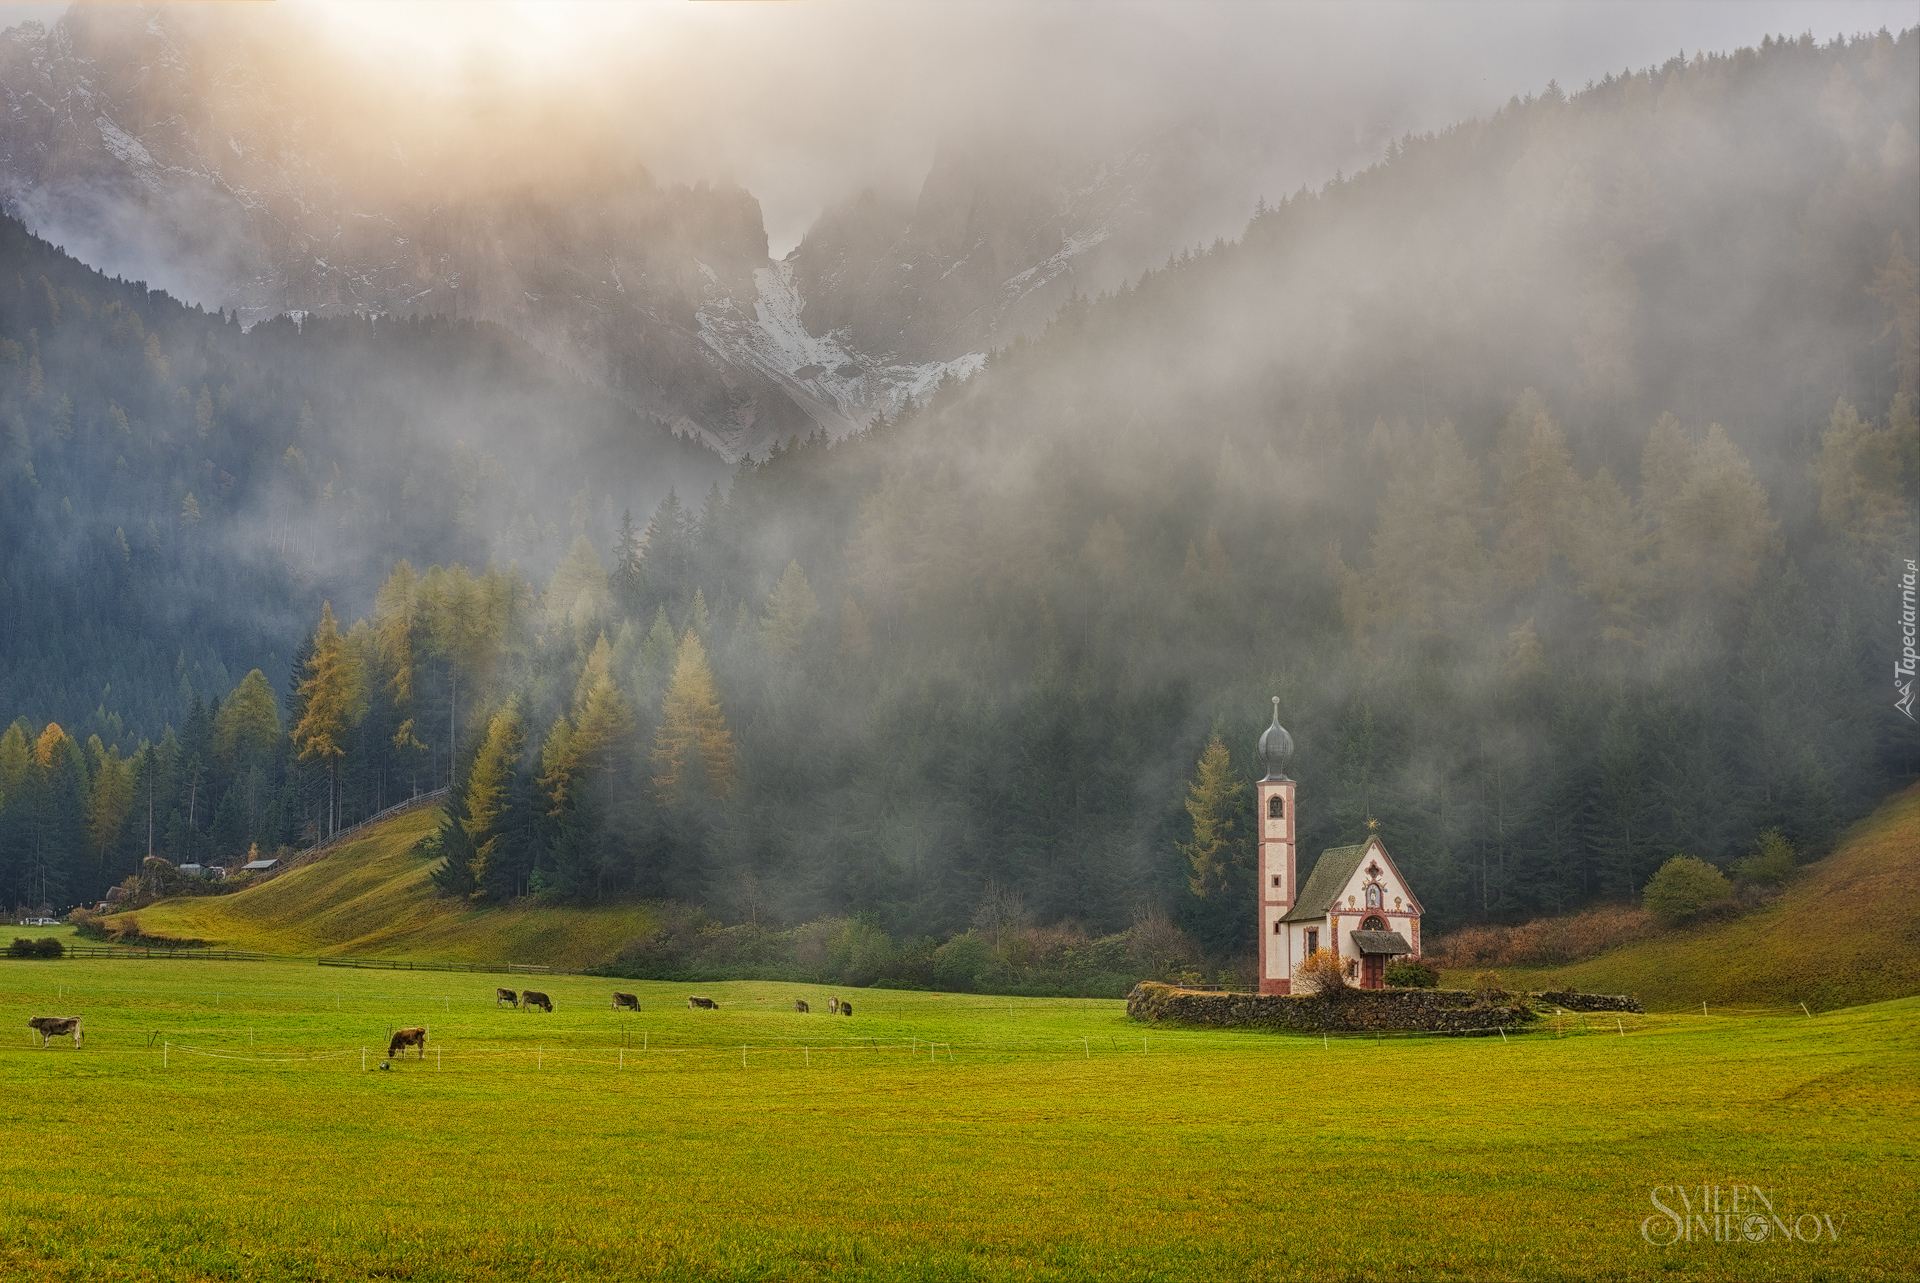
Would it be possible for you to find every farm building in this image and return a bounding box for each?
[1254,699,1424,994]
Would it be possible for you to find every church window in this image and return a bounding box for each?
[1271,874,1282,888]
[1273,919,1282,935]
[1362,916,1385,931]
[1366,884,1381,908]
[1268,795,1285,819]
[1305,929,1318,954]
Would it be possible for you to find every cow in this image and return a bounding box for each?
[28,1016,81,1048]
[388,1027,427,1059]
[521,990,553,1012]
[496,988,519,1008]
[840,1000,853,1017]
[612,992,639,1011]
[687,995,719,1010]
[794,999,810,1013]
[828,996,840,1015]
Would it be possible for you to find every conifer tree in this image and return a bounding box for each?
[1179,735,1247,898]
[651,631,735,804]
[759,560,819,660]
[291,602,355,836]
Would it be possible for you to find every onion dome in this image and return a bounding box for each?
[1258,696,1294,781]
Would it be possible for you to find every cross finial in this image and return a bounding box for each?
[1366,816,1379,832]
[1271,695,1280,716]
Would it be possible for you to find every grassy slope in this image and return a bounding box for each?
[1441,784,1920,1011]
[128,807,656,970]
[0,959,1914,1281]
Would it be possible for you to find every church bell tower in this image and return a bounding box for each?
[1256,697,1296,995]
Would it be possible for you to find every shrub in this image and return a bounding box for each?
[1473,971,1504,1004]
[34,937,63,958]
[1385,958,1439,988]
[1293,947,1348,996]
[932,931,994,991]
[1642,855,1734,926]
[7,938,36,958]
[1733,829,1797,886]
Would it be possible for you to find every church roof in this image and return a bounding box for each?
[1282,843,1370,922]
[1258,696,1294,781]
[1351,930,1413,955]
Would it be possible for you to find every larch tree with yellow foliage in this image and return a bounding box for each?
[651,631,735,806]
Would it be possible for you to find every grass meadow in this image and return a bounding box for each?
[1,954,1915,1281]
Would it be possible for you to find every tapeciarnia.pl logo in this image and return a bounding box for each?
[1642,1185,1844,1246]
[1899,558,1917,720]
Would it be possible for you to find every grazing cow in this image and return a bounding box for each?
[794,999,810,1013]
[828,996,840,1015]
[613,992,639,1011]
[840,1001,853,1017]
[687,995,719,1010]
[521,990,553,1012]
[388,1027,427,1059]
[496,988,519,1008]
[28,1016,81,1048]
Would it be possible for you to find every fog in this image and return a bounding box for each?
[0,1,1914,948]
[282,0,1920,253]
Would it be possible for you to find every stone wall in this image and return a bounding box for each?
[1534,990,1643,1013]
[1126,981,1533,1033]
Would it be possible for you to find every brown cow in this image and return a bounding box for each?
[496,988,519,1008]
[794,999,810,1013]
[612,992,639,1011]
[687,995,719,1010]
[828,996,840,1015]
[521,990,553,1012]
[28,1016,81,1048]
[388,1027,427,1059]
[840,1001,853,1017]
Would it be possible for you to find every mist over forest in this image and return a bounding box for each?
[0,10,1914,976]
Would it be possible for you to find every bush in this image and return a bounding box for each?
[1292,947,1348,996]
[7,938,37,958]
[1473,971,1504,1004]
[33,937,63,958]
[1733,829,1797,886]
[1385,958,1439,988]
[1642,855,1733,926]
[932,931,994,991]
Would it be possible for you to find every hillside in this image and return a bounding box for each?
[1440,785,1920,1012]
[125,806,656,970]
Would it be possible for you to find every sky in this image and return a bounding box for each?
[2,0,1914,252]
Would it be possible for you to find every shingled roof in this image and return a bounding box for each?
[1350,929,1412,955]
[1282,843,1371,922]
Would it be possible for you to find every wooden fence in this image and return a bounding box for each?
[47,946,287,962]
[316,956,551,975]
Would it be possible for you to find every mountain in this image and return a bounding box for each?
[0,26,1912,948]
[0,6,1256,460]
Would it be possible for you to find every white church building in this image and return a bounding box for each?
[1254,698,1424,994]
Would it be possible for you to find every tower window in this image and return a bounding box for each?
[1268,795,1285,819]
[1273,919,1283,935]
[1271,874,1282,888]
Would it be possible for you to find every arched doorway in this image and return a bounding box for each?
[1359,916,1389,988]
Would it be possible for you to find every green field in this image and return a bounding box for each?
[2,955,1914,1281]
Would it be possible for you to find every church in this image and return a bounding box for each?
[1253,698,1424,994]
